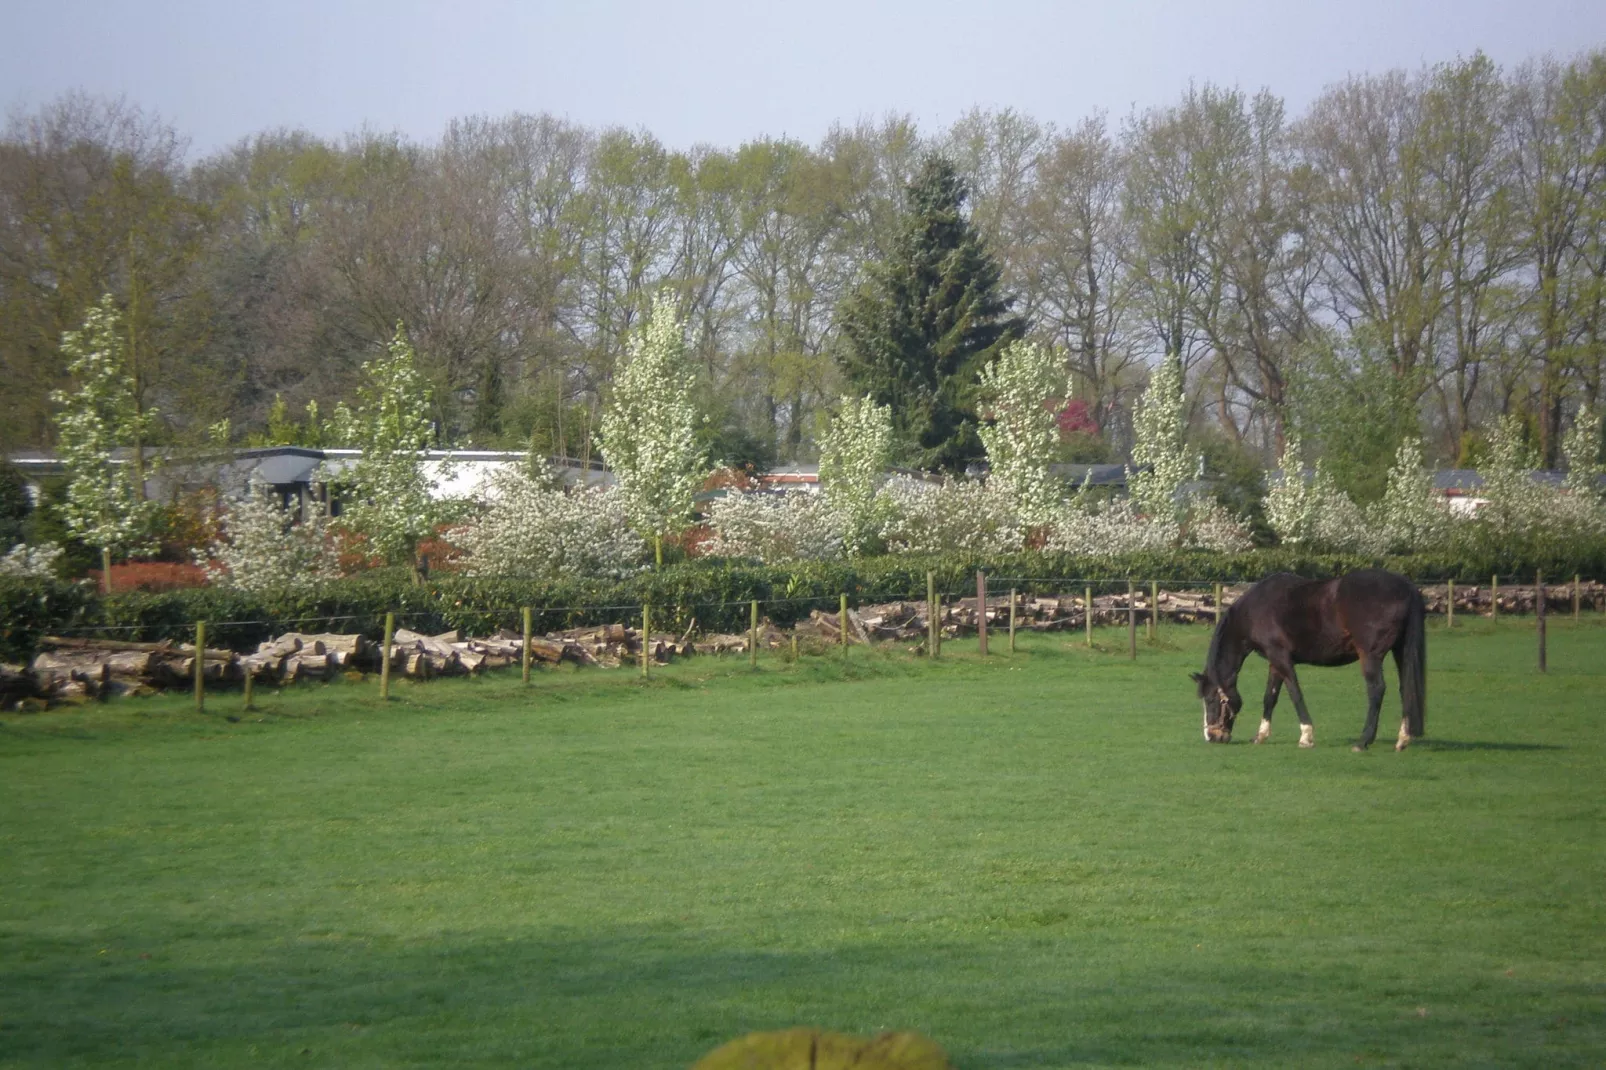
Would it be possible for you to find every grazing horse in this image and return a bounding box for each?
[1191,570,1426,751]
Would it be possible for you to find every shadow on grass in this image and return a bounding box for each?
[3,925,1602,1068]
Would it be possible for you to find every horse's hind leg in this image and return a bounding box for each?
[1353,655,1386,752]
[1255,672,1283,743]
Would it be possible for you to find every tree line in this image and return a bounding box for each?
[3,48,1605,478]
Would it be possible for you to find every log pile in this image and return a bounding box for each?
[1419,581,1605,615]
[4,577,1601,710]
[5,620,700,707]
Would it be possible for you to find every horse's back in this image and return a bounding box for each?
[1237,569,1418,664]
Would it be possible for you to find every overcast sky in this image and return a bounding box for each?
[3,0,1605,158]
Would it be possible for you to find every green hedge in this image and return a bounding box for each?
[3,545,1600,661]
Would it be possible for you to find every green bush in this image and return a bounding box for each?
[0,576,98,663]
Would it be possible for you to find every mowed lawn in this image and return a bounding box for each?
[1,619,1603,1068]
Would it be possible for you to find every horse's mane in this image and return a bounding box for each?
[1204,597,1236,681]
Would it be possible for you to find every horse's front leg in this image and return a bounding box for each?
[1271,658,1317,747]
[1352,654,1386,752]
[1255,672,1283,743]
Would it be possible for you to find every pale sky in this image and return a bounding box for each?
[3,0,1605,158]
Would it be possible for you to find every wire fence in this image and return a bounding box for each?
[33,571,1604,648]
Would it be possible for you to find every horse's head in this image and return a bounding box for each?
[1191,670,1241,743]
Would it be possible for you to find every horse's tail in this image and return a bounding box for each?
[1399,589,1426,739]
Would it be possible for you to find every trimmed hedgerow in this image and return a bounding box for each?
[5,544,1602,661]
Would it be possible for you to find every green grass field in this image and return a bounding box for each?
[2,618,1603,1068]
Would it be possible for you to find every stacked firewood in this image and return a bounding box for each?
[26,636,242,700]
[5,620,703,706]
[843,589,1244,641]
[1419,581,1605,615]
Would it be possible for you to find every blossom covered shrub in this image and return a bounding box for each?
[817,394,894,555]
[1451,414,1606,561]
[876,476,1023,555]
[453,462,645,580]
[0,543,64,579]
[1264,436,1381,553]
[596,294,706,565]
[977,339,1064,528]
[203,487,342,594]
[1369,438,1452,553]
[1043,493,1252,556]
[700,491,845,562]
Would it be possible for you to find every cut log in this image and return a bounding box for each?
[393,628,456,659]
[40,636,175,654]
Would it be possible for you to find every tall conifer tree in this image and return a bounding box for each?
[836,155,1025,471]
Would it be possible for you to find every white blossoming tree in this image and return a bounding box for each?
[1471,416,1548,545]
[1563,407,1603,502]
[977,340,1064,528]
[817,394,894,555]
[324,324,449,581]
[1465,414,1606,555]
[1371,438,1451,553]
[205,484,341,594]
[0,543,64,579]
[596,294,706,567]
[50,296,162,590]
[1127,356,1199,520]
[876,475,1023,555]
[455,460,645,579]
[1265,435,1378,552]
[702,491,845,562]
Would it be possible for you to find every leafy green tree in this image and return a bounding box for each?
[49,296,162,588]
[0,460,31,551]
[1290,328,1420,505]
[836,154,1025,471]
[596,294,706,566]
[325,324,448,581]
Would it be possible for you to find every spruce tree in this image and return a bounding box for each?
[836,155,1025,471]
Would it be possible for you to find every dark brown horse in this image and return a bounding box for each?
[1192,570,1426,751]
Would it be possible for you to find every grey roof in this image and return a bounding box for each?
[1050,463,1140,487]
[1431,468,1603,493]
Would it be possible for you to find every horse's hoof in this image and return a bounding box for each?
[1351,744,1368,753]
[1395,738,1411,752]
[1298,725,1315,748]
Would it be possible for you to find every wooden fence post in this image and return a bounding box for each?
[750,599,759,669]
[193,620,206,714]
[242,667,254,713]
[1491,574,1499,620]
[1574,574,1582,622]
[1447,580,1454,628]
[840,594,850,657]
[1149,579,1159,641]
[521,606,532,685]
[1008,588,1017,655]
[641,604,650,678]
[1537,571,1547,674]
[977,571,988,656]
[927,571,938,660]
[1085,585,1094,648]
[1127,580,1136,660]
[380,611,394,700]
[1214,582,1223,627]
